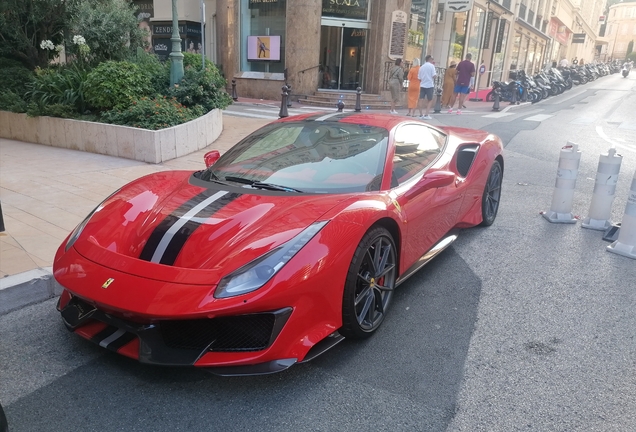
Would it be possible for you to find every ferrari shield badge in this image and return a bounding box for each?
[101,278,115,289]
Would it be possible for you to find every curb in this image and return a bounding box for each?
[0,267,62,315]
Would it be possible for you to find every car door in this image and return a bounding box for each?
[389,124,464,271]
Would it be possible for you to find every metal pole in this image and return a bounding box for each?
[355,87,362,112]
[279,86,289,118]
[201,0,205,70]
[169,0,184,86]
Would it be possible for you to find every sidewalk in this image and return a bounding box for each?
[0,114,272,311]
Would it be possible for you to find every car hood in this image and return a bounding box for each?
[74,171,350,279]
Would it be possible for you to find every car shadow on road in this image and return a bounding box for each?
[5,248,481,432]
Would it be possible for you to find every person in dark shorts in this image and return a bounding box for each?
[417,55,437,120]
[449,53,475,115]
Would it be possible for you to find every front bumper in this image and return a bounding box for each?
[58,294,296,374]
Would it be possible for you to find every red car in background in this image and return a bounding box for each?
[54,112,504,375]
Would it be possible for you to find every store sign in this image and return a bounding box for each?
[444,0,474,12]
[388,10,407,60]
[482,12,494,50]
[572,33,585,43]
[322,0,369,20]
[599,15,606,23]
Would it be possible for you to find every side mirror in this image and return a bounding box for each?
[419,170,456,189]
[405,171,455,199]
[204,150,220,167]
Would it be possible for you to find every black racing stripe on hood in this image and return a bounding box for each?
[139,189,222,262]
[139,190,242,266]
[159,192,242,266]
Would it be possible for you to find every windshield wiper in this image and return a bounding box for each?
[199,170,231,185]
[224,176,303,193]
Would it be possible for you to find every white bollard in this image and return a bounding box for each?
[542,142,582,224]
[582,148,623,230]
[607,168,636,260]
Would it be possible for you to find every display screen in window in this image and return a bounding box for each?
[247,35,281,61]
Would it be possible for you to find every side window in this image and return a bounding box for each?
[392,124,446,185]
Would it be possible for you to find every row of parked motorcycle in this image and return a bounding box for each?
[485,60,628,105]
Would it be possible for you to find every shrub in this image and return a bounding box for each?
[0,91,28,113]
[166,65,232,113]
[25,64,89,114]
[26,102,79,119]
[182,52,217,70]
[0,57,35,97]
[84,61,153,110]
[101,96,205,130]
[131,50,170,95]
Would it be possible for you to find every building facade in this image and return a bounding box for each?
[138,0,610,101]
[606,2,636,60]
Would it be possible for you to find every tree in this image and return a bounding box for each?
[0,0,76,68]
[0,0,145,69]
[69,0,146,64]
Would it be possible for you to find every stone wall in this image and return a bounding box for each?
[0,109,223,164]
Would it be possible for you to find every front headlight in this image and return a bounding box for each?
[65,189,120,252]
[214,221,329,299]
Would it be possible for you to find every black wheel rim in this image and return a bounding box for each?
[354,236,396,332]
[485,163,502,221]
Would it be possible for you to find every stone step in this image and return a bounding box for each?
[298,97,404,110]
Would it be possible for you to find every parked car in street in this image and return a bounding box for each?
[54,112,504,375]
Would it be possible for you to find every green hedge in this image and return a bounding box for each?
[101,96,205,130]
[84,61,153,110]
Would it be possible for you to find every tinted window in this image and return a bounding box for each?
[208,122,389,193]
[392,124,446,185]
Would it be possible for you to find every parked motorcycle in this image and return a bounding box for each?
[622,64,630,78]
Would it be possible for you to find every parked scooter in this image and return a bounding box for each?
[622,62,631,78]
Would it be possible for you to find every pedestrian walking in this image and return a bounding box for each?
[406,58,422,117]
[448,53,475,115]
[388,58,404,114]
[417,55,437,120]
[441,61,457,109]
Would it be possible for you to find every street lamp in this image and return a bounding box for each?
[169,0,184,86]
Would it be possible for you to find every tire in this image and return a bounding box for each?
[480,160,503,227]
[341,227,397,339]
[486,91,495,102]
[0,402,7,432]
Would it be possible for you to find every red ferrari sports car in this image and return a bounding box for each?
[55,112,503,375]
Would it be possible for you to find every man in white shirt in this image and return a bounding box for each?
[417,55,437,120]
[559,57,569,68]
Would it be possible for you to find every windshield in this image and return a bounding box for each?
[205,121,389,193]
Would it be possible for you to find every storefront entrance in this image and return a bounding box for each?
[319,25,367,91]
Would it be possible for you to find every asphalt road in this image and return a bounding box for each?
[1,72,635,432]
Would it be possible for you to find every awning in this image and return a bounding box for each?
[548,17,571,45]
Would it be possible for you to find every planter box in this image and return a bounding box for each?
[0,109,223,164]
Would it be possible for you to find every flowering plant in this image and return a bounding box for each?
[40,40,55,50]
[72,35,86,45]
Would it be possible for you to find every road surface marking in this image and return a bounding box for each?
[482,112,515,118]
[525,114,553,121]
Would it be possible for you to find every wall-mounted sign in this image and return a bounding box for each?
[444,0,474,12]
[247,35,281,61]
[388,10,407,60]
[599,15,606,23]
[572,33,585,44]
[151,21,202,59]
[322,0,369,20]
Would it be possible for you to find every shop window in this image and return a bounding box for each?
[448,12,468,66]
[466,7,485,61]
[240,0,286,73]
